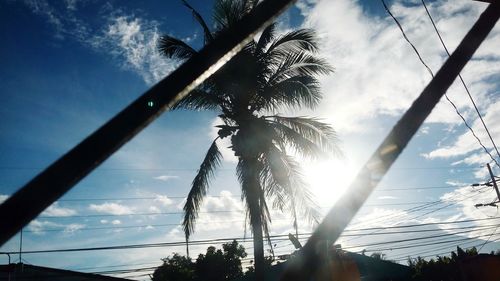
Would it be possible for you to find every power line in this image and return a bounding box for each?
[348,186,487,230]
[0,165,483,171]
[10,217,500,255]
[35,197,483,219]
[393,235,500,262]
[343,188,489,241]
[380,0,500,170]
[421,0,500,163]
[24,216,500,235]
[2,184,482,202]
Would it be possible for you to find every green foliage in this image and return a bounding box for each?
[152,254,194,281]
[151,241,247,281]
[370,252,387,260]
[245,256,275,275]
[195,240,247,281]
[407,246,480,281]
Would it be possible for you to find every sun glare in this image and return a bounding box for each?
[303,158,357,208]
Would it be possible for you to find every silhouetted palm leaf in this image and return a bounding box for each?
[266,29,319,55]
[256,23,276,53]
[158,35,196,59]
[255,75,322,111]
[183,139,222,238]
[262,145,321,223]
[182,0,213,44]
[270,116,343,157]
[170,89,221,111]
[268,52,333,84]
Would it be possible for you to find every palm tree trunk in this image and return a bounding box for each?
[240,155,266,281]
[251,207,265,281]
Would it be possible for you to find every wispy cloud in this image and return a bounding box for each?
[89,202,135,215]
[91,15,179,85]
[154,175,179,181]
[377,196,398,200]
[18,1,178,85]
[41,202,77,217]
[27,220,84,235]
[423,101,500,171]
[154,195,174,207]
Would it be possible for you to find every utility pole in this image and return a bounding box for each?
[18,228,22,263]
[474,163,500,208]
[487,163,500,203]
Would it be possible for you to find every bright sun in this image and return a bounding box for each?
[303,158,357,209]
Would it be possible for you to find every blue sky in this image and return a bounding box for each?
[1,0,500,279]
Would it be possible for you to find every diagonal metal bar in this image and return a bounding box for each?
[281,3,500,280]
[0,0,296,246]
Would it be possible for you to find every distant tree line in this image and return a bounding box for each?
[408,246,500,281]
[152,242,500,281]
[151,240,264,281]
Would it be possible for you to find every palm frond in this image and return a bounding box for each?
[170,88,221,111]
[269,121,330,160]
[182,0,213,44]
[237,157,272,247]
[256,23,276,53]
[267,52,333,85]
[253,75,322,111]
[266,29,319,55]
[270,116,343,157]
[261,145,321,225]
[158,35,196,60]
[183,139,222,239]
[213,0,247,29]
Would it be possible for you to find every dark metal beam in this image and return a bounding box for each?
[281,3,500,280]
[0,0,296,246]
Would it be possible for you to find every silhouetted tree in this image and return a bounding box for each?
[152,241,247,281]
[158,0,339,279]
[370,252,387,260]
[195,240,247,281]
[408,246,480,281]
[152,254,194,281]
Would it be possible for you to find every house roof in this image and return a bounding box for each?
[0,263,134,281]
[239,250,412,281]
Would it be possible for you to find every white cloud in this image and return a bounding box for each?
[92,16,179,85]
[0,194,8,203]
[149,206,161,213]
[89,202,134,215]
[64,0,79,11]
[154,175,179,181]
[100,219,108,224]
[377,196,397,200]
[41,202,77,217]
[111,219,122,225]
[298,0,498,135]
[422,101,500,171]
[28,219,63,235]
[19,1,178,85]
[27,220,73,235]
[154,195,174,207]
[63,223,85,234]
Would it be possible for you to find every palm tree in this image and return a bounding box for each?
[158,0,341,278]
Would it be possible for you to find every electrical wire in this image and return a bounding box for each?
[380,0,500,169]
[421,0,500,163]
[9,217,500,255]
